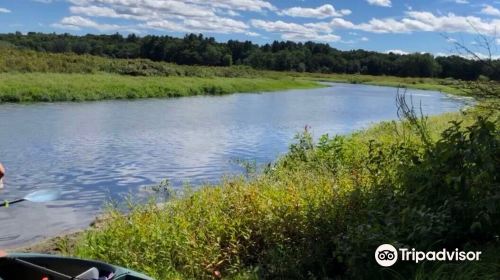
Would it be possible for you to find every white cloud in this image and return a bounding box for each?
[366,0,392,8]
[225,10,240,17]
[386,49,409,55]
[58,0,274,34]
[251,19,311,34]
[405,11,500,36]
[51,0,500,45]
[361,36,369,41]
[52,16,130,32]
[481,5,500,17]
[189,0,276,12]
[70,0,275,13]
[0,7,11,13]
[282,32,340,42]
[33,0,53,3]
[461,52,500,60]
[280,4,351,19]
[251,19,340,42]
[304,22,333,33]
[134,17,248,34]
[330,11,500,37]
[69,5,148,20]
[357,18,415,33]
[330,18,356,29]
[496,38,500,45]
[245,31,259,36]
[183,17,248,33]
[455,0,469,4]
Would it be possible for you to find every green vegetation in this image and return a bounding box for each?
[296,72,465,95]
[0,46,261,77]
[0,46,324,103]
[0,73,319,103]
[67,105,499,279]
[0,47,474,103]
[2,32,499,80]
[3,32,498,279]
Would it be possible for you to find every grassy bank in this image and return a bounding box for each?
[60,105,498,280]
[0,71,465,103]
[0,47,322,103]
[293,72,464,95]
[0,47,470,103]
[0,73,320,102]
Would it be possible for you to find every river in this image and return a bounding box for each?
[0,83,467,248]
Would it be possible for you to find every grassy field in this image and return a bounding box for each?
[0,73,320,102]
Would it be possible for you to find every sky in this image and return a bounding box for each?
[0,0,499,56]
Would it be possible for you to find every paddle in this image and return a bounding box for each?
[11,258,73,280]
[0,189,61,207]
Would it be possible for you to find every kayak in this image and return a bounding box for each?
[0,253,153,280]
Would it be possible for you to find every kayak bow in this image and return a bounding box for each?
[0,253,153,280]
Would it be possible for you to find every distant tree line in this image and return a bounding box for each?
[1,32,499,81]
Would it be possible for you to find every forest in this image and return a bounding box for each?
[1,32,499,81]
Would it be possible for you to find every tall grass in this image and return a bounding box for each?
[0,73,320,102]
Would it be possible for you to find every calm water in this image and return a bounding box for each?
[0,83,467,248]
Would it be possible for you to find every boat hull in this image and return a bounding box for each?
[0,253,153,280]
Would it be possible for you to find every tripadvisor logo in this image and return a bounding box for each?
[375,244,482,267]
[375,244,398,267]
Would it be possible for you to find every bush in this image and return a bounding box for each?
[0,46,262,78]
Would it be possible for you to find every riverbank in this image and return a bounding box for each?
[299,72,464,95]
[12,103,499,279]
[0,73,321,103]
[0,71,466,103]
[0,46,468,102]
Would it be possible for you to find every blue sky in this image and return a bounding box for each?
[0,0,499,55]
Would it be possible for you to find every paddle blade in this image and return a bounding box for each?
[23,189,61,203]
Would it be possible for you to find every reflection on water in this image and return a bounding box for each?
[0,83,467,248]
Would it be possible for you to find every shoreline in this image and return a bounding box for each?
[6,214,111,254]
[0,71,466,104]
[0,73,321,103]
[3,80,472,254]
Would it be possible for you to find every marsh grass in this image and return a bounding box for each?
[0,73,320,102]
